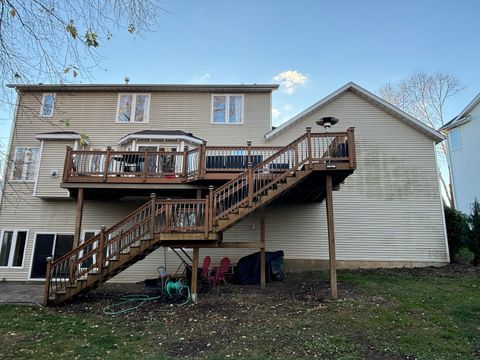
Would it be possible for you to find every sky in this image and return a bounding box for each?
[1,0,480,153]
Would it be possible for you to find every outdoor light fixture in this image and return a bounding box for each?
[316,117,339,158]
[316,116,339,130]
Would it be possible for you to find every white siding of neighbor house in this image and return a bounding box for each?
[448,102,480,215]
[0,88,448,283]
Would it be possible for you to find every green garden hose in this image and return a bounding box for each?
[102,280,191,315]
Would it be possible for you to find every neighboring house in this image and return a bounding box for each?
[441,93,480,215]
[0,82,448,303]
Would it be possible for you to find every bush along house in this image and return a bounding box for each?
[0,82,448,305]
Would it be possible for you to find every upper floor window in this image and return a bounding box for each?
[449,128,462,151]
[11,147,39,181]
[40,93,55,117]
[212,94,243,124]
[116,94,150,123]
[0,230,27,268]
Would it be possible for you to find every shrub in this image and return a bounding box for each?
[444,205,469,263]
[467,199,480,266]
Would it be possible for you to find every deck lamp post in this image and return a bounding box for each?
[316,116,339,158]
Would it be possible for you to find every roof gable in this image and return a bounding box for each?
[441,93,480,131]
[266,82,444,143]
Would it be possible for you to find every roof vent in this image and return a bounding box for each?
[124,77,130,84]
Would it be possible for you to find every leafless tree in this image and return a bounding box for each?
[0,0,163,202]
[379,71,464,208]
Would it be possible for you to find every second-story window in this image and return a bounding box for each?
[40,93,55,117]
[11,147,39,181]
[212,94,243,124]
[449,128,462,151]
[116,94,150,123]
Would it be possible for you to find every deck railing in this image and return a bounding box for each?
[61,143,320,183]
[46,128,356,303]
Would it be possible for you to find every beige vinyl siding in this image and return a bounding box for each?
[13,92,271,148]
[0,87,448,283]
[34,140,73,198]
[0,183,142,280]
[262,91,448,263]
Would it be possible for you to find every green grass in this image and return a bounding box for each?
[0,267,479,359]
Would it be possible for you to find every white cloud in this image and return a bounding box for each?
[190,73,211,83]
[272,107,281,119]
[273,70,308,94]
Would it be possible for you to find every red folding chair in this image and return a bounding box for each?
[200,256,211,280]
[208,257,231,286]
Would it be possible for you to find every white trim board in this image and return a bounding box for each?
[265,82,444,143]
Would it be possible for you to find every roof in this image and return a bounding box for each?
[265,82,445,143]
[440,93,480,132]
[35,131,82,141]
[117,129,205,146]
[8,83,279,93]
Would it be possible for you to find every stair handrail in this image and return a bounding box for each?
[211,131,311,221]
[211,130,351,223]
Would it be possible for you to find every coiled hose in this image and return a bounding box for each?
[102,279,191,315]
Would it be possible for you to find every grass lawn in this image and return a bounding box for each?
[0,266,479,359]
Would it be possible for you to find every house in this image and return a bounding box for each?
[440,93,480,215]
[0,82,448,304]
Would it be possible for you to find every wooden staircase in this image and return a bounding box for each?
[45,128,356,305]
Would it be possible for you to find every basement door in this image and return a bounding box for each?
[30,234,74,279]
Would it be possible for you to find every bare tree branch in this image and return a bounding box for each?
[378,71,464,208]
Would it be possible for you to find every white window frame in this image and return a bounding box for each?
[0,229,29,269]
[10,146,40,182]
[211,94,244,124]
[40,93,55,117]
[449,128,462,151]
[115,93,151,124]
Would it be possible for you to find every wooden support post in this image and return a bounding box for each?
[347,127,356,169]
[150,193,156,237]
[247,141,253,207]
[143,151,148,182]
[43,257,52,305]
[103,146,111,182]
[306,127,313,169]
[73,188,84,249]
[63,146,72,182]
[191,247,199,303]
[325,175,337,299]
[182,146,189,180]
[208,185,214,232]
[198,142,206,179]
[97,225,106,271]
[260,207,266,289]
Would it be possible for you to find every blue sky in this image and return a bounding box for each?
[1,0,480,149]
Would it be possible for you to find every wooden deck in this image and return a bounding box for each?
[45,128,357,305]
[61,129,355,187]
